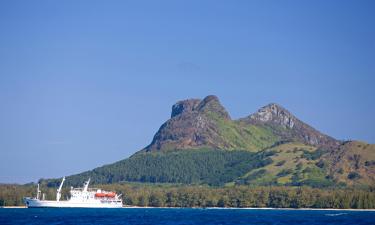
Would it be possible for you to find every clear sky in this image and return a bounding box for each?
[0,0,374,183]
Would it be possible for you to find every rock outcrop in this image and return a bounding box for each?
[241,103,340,149]
[144,95,232,151]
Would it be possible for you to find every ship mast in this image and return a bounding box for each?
[56,177,65,202]
[36,183,41,200]
[83,178,90,192]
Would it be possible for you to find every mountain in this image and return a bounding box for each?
[42,95,375,188]
[143,95,236,152]
[144,95,339,152]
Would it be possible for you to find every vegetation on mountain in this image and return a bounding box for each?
[233,142,335,187]
[42,149,275,187]
[43,141,375,189]
[322,141,375,186]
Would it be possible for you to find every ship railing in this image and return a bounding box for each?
[71,187,99,191]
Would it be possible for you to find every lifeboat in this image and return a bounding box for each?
[105,192,116,198]
[95,193,106,198]
[95,192,116,198]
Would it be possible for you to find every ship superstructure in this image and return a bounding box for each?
[24,177,123,208]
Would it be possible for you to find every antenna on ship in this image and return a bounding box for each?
[56,176,66,202]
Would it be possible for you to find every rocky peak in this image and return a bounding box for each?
[144,95,232,152]
[170,95,230,120]
[250,103,295,128]
[171,99,201,118]
[244,103,340,149]
[196,95,231,120]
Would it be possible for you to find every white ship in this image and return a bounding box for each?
[23,177,123,208]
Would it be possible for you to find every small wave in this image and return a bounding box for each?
[325,213,347,216]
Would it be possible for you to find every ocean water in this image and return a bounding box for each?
[0,208,374,225]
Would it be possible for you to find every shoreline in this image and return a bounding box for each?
[123,206,375,211]
[2,205,375,211]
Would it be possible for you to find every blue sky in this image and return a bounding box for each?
[0,0,374,183]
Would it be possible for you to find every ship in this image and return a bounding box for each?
[23,177,123,208]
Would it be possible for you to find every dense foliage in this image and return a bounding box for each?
[43,149,274,187]
[1,183,375,209]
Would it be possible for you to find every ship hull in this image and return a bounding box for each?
[24,198,123,208]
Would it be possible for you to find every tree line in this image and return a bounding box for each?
[1,183,375,209]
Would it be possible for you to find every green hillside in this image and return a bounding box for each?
[43,141,375,188]
[42,149,274,187]
[203,111,279,151]
[233,142,334,187]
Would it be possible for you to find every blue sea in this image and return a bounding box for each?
[1,208,374,225]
